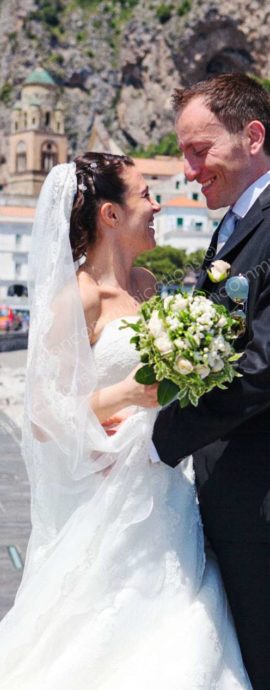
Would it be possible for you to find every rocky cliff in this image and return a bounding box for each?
[0,0,269,155]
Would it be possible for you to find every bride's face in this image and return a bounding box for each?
[117,165,161,254]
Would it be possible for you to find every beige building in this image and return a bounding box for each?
[7,68,68,197]
[0,68,68,297]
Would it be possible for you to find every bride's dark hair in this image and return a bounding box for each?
[70,151,134,261]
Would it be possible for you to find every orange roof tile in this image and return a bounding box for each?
[162,195,206,209]
[0,206,36,220]
[133,156,184,177]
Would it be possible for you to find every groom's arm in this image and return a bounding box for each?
[153,278,270,467]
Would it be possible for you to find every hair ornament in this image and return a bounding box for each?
[78,182,87,192]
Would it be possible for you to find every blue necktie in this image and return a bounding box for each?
[217,209,239,253]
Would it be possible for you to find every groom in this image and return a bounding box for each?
[153,73,270,690]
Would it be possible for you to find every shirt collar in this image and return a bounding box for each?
[232,170,270,218]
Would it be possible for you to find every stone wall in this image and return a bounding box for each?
[0,0,269,153]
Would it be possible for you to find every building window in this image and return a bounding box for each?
[177,217,183,227]
[156,194,161,203]
[41,141,58,172]
[15,121,18,131]
[16,141,27,172]
[192,193,199,201]
[15,234,22,246]
[176,180,180,190]
[15,262,22,278]
[57,121,61,132]
[32,117,36,125]
[195,222,203,231]
[45,112,51,127]
[24,113,27,129]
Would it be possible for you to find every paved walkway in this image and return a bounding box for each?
[0,348,27,368]
[0,412,31,620]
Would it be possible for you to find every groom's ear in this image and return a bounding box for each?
[99,202,119,228]
[246,120,265,155]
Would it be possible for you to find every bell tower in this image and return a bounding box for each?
[7,68,68,196]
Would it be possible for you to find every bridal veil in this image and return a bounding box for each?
[20,162,156,583]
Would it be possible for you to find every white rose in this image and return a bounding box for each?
[212,359,225,372]
[223,341,232,355]
[155,333,174,354]
[192,333,202,346]
[186,328,201,346]
[166,316,179,330]
[174,338,185,349]
[214,335,226,352]
[171,295,188,313]
[217,315,227,327]
[148,310,164,338]
[163,296,173,311]
[195,364,210,379]
[207,353,216,368]
[207,260,231,283]
[197,313,213,327]
[209,355,225,372]
[174,357,194,375]
[190,298,215,318]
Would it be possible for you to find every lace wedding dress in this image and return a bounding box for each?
[0,317,252,690]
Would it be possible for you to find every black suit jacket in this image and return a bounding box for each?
[153,184,270,543]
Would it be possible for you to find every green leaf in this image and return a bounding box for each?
[178,394,190,408]
[228,352,243,362]
[141,352,150,363]
[158,379,179,406]
[188,390,199,406]
[119,320,141,332]
[177,386,189,400]
[135,365,156,384]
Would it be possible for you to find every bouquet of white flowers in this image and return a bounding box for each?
[121,291,243,408]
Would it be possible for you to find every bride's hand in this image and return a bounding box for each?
[121,365,159,408]
[89,365,159,424]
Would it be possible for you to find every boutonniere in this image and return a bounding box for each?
[207,260,231,283]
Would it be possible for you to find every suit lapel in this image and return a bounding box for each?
[196,184,270,290]
[196,224,223,290]
[196,225,221,290]
[214,202,264,260]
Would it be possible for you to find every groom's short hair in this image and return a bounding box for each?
[173,73,270,155]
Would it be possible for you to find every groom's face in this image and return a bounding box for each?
[176,96,257,210]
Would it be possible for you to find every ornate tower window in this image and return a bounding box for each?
[41,141,58,172]
[16,141,27,172]
[45,112,51,127]
[24,112,27,129]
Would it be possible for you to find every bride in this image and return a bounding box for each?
[0,154,252,689]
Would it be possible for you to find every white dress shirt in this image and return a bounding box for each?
[149,170,270,464]
[232,169,270,218]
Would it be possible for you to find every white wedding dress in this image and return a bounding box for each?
[0,317,252,690]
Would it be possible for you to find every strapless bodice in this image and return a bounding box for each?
[92,316,140,388]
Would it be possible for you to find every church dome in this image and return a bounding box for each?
[24,69,56,88]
